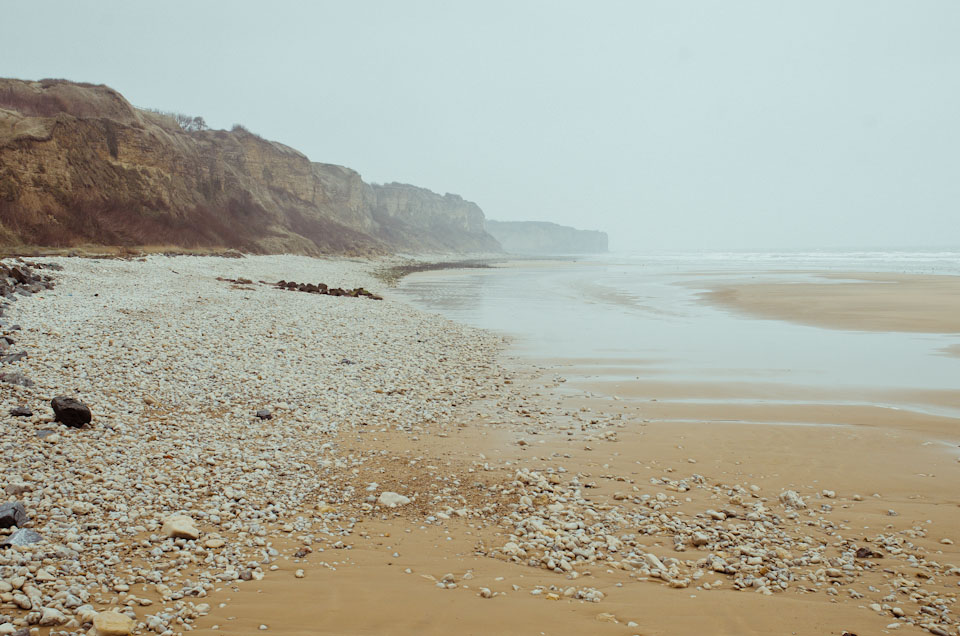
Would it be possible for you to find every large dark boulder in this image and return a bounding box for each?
[51,396,92,427]
[0,502,28,528]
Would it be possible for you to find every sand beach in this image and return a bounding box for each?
[0,254,958,636]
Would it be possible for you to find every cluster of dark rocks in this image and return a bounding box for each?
[0,260,58,387]
[0,500,41,549]
[274,280,382,300]
[0,260,57,301]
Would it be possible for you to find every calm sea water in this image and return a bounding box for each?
[396,251,960,418]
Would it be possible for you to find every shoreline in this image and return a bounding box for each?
[0,255,958,636]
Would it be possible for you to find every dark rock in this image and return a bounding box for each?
[51,396,92,427]
[255,409,273,420]
[0,372,33,387]
[9,406,32,417]
[0,502,28,528]
[1,528,43,547]
[855,547,883,559]
[0,351,27,364]
[340,358,354,365]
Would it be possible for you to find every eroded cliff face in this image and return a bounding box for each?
[0,78,500,255]
[484,220,608,254]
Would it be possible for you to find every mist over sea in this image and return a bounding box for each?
[398,250,960,419]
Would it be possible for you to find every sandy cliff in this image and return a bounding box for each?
[0,78,501,255]
[484,220,608,254]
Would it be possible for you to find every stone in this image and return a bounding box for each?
[161,514,200,540]
[778,490,806,509]
[93,611,134,636]
[51,396,92,427]
[644,553,666,571]
[38,608,67,626]
[0,352,26,364]
[1,528,43,547]
[378,492,410,508]
[255,409,273,420]
[0,372,32,387]
[8,406,31,417]
[0,502,27,528]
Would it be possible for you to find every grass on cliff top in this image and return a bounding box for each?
[0,244,246,259]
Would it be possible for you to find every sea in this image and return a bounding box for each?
[396,250,960,420]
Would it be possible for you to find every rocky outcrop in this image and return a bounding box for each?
[484,220,608,254]
[0,78,501,255]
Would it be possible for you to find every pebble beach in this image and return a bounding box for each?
[1,255,959,636]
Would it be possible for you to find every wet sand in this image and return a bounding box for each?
[185,269,960,636]
[703,272,960,333]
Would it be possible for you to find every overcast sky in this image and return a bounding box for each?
[4,1,958,250]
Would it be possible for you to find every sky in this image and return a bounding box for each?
[3,1,959,250]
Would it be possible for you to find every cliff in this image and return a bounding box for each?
[0,78,501,255]
[484,220,608,254]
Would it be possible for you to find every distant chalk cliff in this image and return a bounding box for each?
[484,220,608,254]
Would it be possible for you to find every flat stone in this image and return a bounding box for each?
[161,514,200,540]
[377,491,410,508]
[93,611,134,636]
[8,406,31,417]
[1,528,43,547]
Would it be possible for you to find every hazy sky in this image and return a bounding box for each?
[4,1,958,250]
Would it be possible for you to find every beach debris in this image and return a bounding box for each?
[51,396,92,427]
[275,280,382,300]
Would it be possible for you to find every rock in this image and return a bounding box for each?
[93,611,134,636]
[255,409,273,420]
[161,514,200,540]
[0,372,33,387]
[8,406,31,417]
[478,587,493,598]
[205,538,226,549]
[778,490,806,509]
[0,502,28,528]
[378,492,410,508]
[51,396,92,427]
[38,608,67,626]
[855,547,883,559]
[0,352,26,364]
[691,532,711,547]
[644,553,666,571]
[0,528,43,547]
